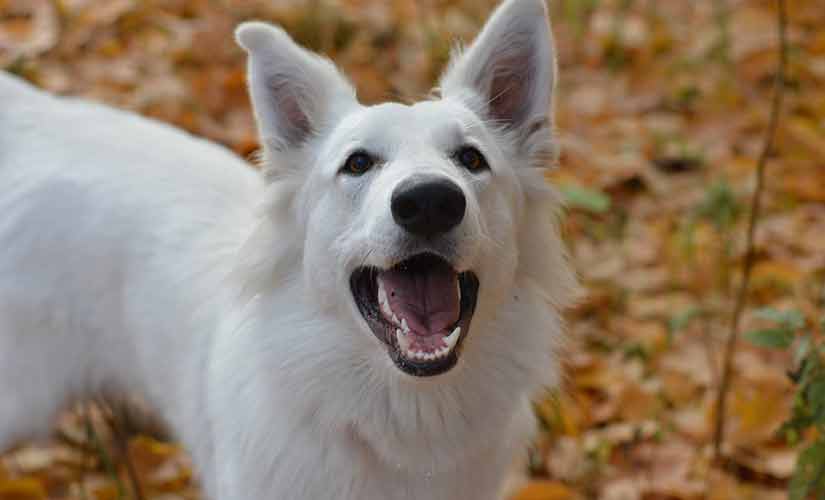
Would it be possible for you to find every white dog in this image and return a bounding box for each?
[0,0,576,498]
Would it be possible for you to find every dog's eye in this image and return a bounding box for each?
[455,146,488,172]
[341,151,376,176]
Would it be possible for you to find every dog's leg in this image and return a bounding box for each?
[0,307,76,451]
[0,385,61,452]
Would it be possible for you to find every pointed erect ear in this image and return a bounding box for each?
[439,0,556,144]
[236,22,358,153]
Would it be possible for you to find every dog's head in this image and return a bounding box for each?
[235,0,574,379]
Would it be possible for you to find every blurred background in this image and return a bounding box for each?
[1,0,823,499]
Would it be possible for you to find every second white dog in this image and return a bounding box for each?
[0,0,577,498]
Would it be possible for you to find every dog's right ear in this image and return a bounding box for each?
[236,22,358,155]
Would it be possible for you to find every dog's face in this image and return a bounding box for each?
[306,100,522,377]
[237,0,560,378]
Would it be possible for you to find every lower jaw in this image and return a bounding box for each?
[390,348,459,377]
[385,321,469,377]
[349,256,479,377]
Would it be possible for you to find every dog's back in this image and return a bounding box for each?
[0,73,261,451]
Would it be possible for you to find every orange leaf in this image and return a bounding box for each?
[0,478,47,500]
[511,481,574,500]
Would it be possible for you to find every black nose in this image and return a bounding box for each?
[391,178,466,237]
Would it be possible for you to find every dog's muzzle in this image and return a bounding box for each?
[350,176,478,376]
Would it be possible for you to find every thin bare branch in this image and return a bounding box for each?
[712,0,789,460]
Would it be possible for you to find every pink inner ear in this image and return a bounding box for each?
[269,78,312,146]
[486,51,534,128]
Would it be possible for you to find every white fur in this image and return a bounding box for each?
[0,0,577,498]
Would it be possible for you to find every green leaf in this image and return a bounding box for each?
[559,183,611,214]
[697,181,740,230]
[795,335,813,366]
[789,442,825,500]
[668,306,702,333]
[745,328,794,349]
[754,307,805,330]
[806,379,825,423]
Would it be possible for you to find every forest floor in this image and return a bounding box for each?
[1,0,824,499]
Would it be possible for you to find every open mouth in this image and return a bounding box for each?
[350,253,479,377]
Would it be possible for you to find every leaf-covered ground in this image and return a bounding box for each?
[1,0,823,498]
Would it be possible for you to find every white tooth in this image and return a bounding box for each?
[396,328,411,353]
[401,318,409,333]
[444,326,461,350]
[392,313,400,325]
[378,279,387,304]
[378,280,393,318]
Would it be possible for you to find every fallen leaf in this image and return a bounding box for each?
[0,478,47,500]
[510,480,574,500]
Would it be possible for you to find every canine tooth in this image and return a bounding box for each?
[378,280,393,318]
[378,279,387,304]
[401,318,409,333]
[396,328,411,353]
[444,326,461,350]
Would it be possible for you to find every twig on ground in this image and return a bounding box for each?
[106,403,147,500]
[711,0,789,461]
[84,404,128,500]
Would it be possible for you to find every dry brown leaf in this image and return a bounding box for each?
[0,478,47,500]
[510,480,575,500]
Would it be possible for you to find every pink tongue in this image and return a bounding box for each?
[380,263,459,337]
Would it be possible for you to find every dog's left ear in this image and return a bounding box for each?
[236,22,358,155]
[439,0,556,157]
